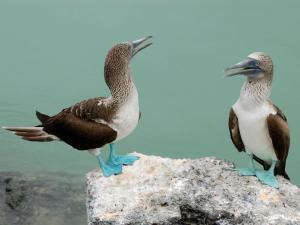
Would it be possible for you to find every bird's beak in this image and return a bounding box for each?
[224,57,262,77]
[132,36,153,57]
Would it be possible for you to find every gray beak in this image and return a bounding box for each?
[224,57,262,77]
[132,36,153,57]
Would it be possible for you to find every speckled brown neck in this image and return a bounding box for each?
[103,42,135,105]
[241,71,273,105]
[104,62,134,106]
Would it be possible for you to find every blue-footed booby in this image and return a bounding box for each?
[225,52,290,188]
[2,36,153,177]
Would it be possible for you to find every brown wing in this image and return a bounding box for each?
[228,108,245,152]
[66,97,116,122]
[37,97,117,150]
[267,107,290,179]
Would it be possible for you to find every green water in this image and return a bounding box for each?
[0,0,299,186]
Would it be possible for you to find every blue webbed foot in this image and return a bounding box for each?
[255,170,279,189]
[108,143,139,166]
[235,167,256,176]
[234,153,256,176]
[97,155,122,177]
[108,154,140,166]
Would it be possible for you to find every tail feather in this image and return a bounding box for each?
[36,111,50,124]
[22,135,56,142]
[275,166,290,180]
[2,126,58,142]
[282,171,290,180]
[14,131,44,137]
[2,127,43,132]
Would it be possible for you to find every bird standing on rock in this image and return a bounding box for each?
[2,36,153,177]
[225,52,290,188]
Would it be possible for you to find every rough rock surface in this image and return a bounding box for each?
[0,171,86,225]
[86,154,300,225]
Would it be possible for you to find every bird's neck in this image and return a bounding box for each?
[239,76,272,108]
[107,71,136,105]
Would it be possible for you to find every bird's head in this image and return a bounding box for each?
[225,52,273,80]
[104,36,152,79]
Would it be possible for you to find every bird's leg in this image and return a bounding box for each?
[235,153,256,176]
[107,143,139,166]
[255,160,279,188]
[88,149,122,177]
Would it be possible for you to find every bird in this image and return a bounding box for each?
[225,52,290,188]
[2,36,153,177]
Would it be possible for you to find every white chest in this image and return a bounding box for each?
[111,88,140,141]
[233,100,277,162]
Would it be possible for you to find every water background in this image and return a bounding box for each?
[0,0,299,187]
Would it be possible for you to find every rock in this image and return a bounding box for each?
[86,154,300,225]
[0,171,86,225]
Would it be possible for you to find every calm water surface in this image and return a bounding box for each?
[0,0,299,187]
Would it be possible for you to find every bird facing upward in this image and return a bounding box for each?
[3,36,153,177]
[225,52,290,188]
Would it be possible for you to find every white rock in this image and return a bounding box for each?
[86,153,300,225]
